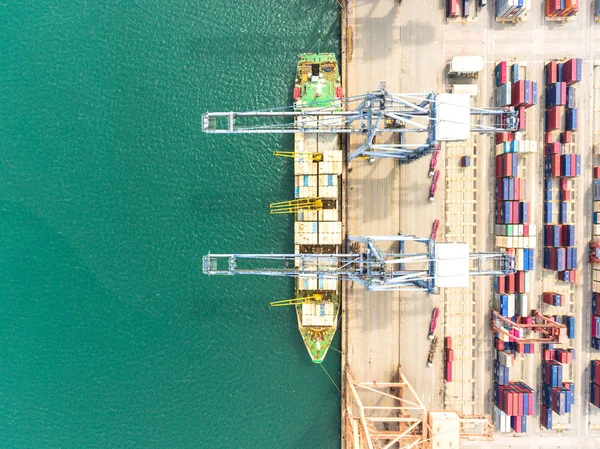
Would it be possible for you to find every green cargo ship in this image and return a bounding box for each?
[293,53,342,363]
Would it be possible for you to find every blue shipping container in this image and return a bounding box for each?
[544,202,552,224]
[566,108,578,131]
[557,63,564,82]
[567,86,575,108]
[512,63,519,83]
[559,202,568,224]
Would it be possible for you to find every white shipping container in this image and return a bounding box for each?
[318,174,338,187]
[320,222,342,234]
[507,294,515,317]
[515,249,524,270]
[322,279,338,291]
[295,160,317,175]
[497,350,515,367]
[299,278,318,291]
[297,210,318,222]
[593,281,600,293]
[318,209,339,222]
[517,293,528,316]
[449,56,484,74]
[320,186,339,198]
[594,202,600,213]
[529,223,537,236]
[317,133,339,153]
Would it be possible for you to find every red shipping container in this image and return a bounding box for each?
[448,0,459,17]
[445,361,453,382]
[551,154,561,177]
[446,348,454,362]
[571,270,580,283]
[512,201,519,224]
[497,61,507,85]
[529,344,535,354]
[548,107,561,131]
[547,142,561,154]
[514,179,521,201]
[546,61,558,84]
[560,178,568,190]
[445,336,452,349]
[495,337,504,350]
[505,155,511,177]
[518,392,524,417]
[594,167,600,179]
[547,0,561,16]
[565,0,579,15]
[523,224,529,236]
[528,391,534,415]
[507,273,515,293]
[497,275,506,293]
[561,131,572,144]
[513,80,526,106]
[545,133,554,144]
[496,132,513,145]
[516,342,525,353]
[560,82,567,105]
[564,57,580,84]
[562,190,571,201]
[570,154,576,177]
[516,271,525,292]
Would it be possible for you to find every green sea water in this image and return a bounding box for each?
[0,1,341,447]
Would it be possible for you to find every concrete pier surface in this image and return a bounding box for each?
[341,0,600,447]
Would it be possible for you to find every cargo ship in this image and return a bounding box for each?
[292,53,343,363]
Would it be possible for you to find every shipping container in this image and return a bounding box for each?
[447,0,460,17]
[462,0,471,17]
[546,61,558,84]
[564,58,582,85]
[566,85,575,108]
[566,108,577,131]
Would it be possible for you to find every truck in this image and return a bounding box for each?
[429,170,440,202]
[428,143,440,177]
[430,219,440,241]
[448,56,484,78]
[426,336,439,367]
[428,307,440,339]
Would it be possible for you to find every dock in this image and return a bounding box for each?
[341,0,600,447]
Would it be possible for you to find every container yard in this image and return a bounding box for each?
[200,0,600,447]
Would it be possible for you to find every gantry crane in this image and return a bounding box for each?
[269,197,325,214]
[203,82,518,162]
[273,151,323,162]
[491,309,568,344]
[269,294,323,307]
[203,235,515,293]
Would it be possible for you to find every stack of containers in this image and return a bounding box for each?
[545,0,579,19]
[590,360,600,408]
[541,342,575,428]
[496,0,532,22]
[492,62,539,432]
[493,382,536,433]
[543,60,582,283]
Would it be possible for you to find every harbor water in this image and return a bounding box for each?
[0,1,341,447]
